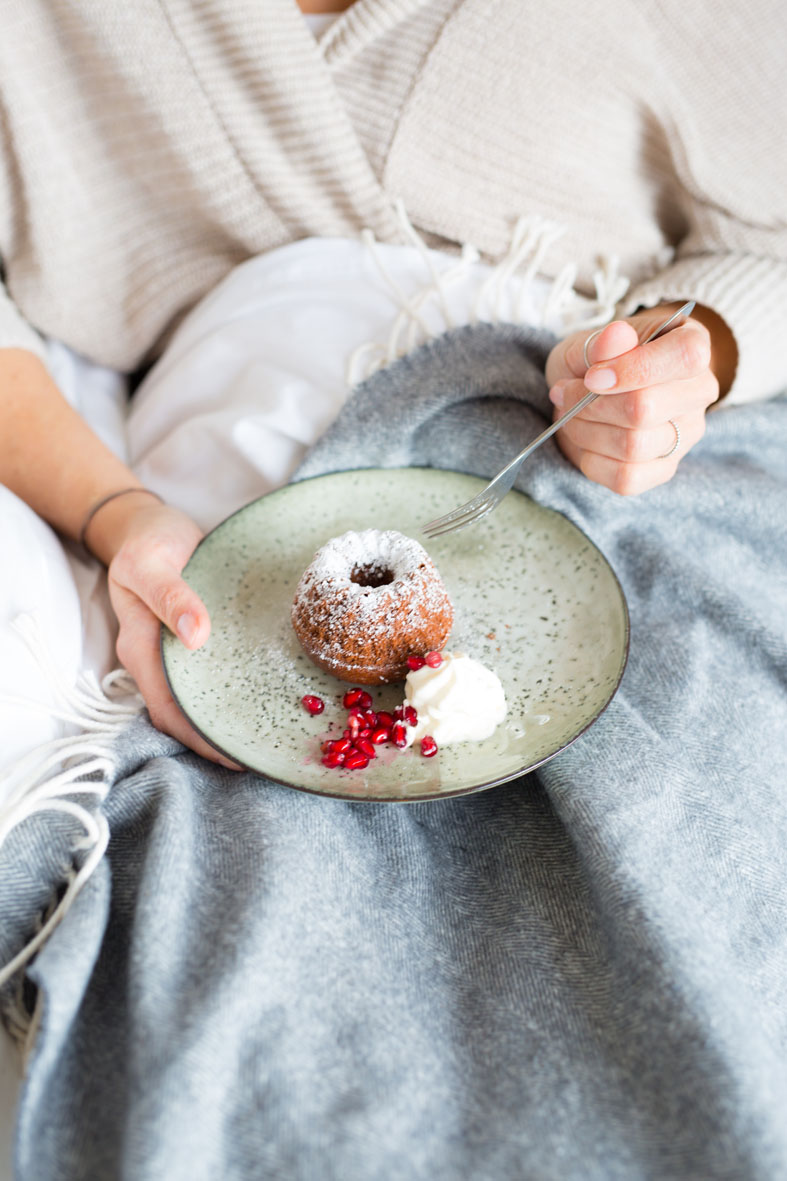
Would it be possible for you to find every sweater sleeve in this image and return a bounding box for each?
[621,0,787,406]
[623,253,787,408]
[0,277,49,364]
[0,126,49,363]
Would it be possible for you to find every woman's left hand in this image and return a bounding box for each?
[545,304,721,495]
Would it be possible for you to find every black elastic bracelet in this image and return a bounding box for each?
[78,487,164,556]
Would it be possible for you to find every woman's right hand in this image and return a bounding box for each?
[91,494,242,769]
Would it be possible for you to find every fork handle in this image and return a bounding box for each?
[492,389,599,481]
[540,387,599,442]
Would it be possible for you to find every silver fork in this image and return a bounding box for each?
[421,300,695,539]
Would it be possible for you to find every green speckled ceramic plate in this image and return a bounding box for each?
[162,468,629,802]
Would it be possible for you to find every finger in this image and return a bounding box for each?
[584,318,711,395]
[550,373,719,428]
[558,411,705,466]
[112,584,242,769]
[549,320,639,384]
[112,548,211,650]
[583,319,641,370]
[557,431,682,497]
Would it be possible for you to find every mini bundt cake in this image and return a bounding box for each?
[291,529,454,684]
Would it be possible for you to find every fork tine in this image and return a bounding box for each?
[422,483,497,528]
[423,498,496,538]
[421,499,486,533]
[424,510,486,539]
[422,497,487,531]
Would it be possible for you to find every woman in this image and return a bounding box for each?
[2,6,787,1180]
[0,0,780,765]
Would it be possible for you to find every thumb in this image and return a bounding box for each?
[114,552,211,650]
[583,320,640,369]
[547,320,641,385]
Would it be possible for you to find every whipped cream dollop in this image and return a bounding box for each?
[403,652,507,747]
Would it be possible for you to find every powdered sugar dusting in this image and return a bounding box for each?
[291,529,454,680]
[304,529,432,592]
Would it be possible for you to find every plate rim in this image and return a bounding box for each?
[161,465,631,802]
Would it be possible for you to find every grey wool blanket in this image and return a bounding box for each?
[3,324,787,1180]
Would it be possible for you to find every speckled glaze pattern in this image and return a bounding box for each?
[162,469,629,801]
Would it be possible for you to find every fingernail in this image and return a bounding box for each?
[177,612,198,646]
[549,383,565,408]
[585,367,617,391]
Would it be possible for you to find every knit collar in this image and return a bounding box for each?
[316,0,437,65]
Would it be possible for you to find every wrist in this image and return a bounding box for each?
[689,302,737,400]
[81,487,164,566]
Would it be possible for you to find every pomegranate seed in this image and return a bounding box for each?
[359,727,372,739]
[348,716,361,739]
[355,737,377,758]
[358,691,373,710]
[301,694,325,715]
[348,708,365,722]
[362,708,378,726]
[332,737,352,754]
[392,722,408,749]
[425,651,443,668]
[420,736,438,758]
[370,726,390,745]
[376,710,394,728]
[404,705,418,726]
[393,705,405,721]
[344,750,369,770]
[322,751,345,768]
[342,689,364,708]
[407,654,426,671]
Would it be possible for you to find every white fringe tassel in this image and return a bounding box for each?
[347,200,631,386]
[0,613,143,994]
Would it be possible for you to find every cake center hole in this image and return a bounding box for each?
[351,563,394,588]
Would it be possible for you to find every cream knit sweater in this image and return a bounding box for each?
[1,0,785,405]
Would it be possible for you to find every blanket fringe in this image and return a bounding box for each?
[0,613,142,1000]
[346,200,631,386]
